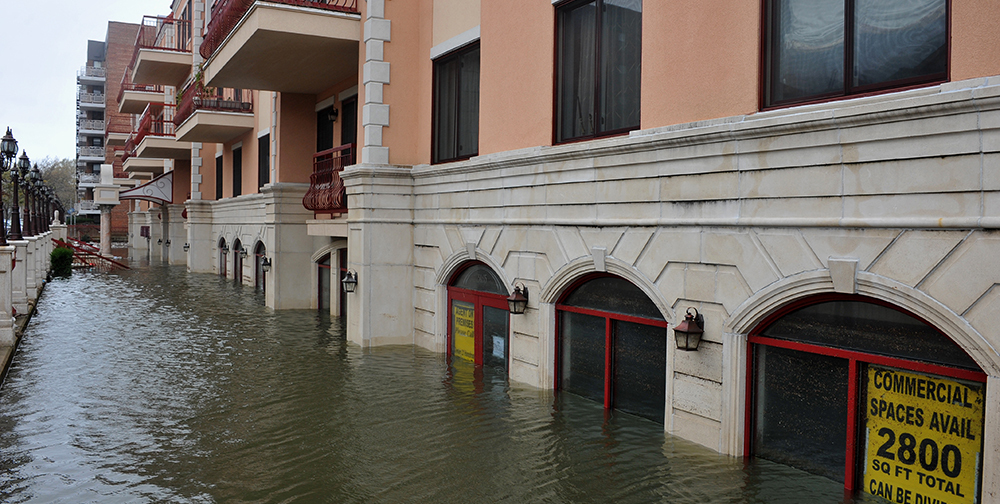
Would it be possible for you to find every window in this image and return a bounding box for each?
[232,146,242,197]
[556,275,667,423]
[555,0,642,143]
[432,43,479,164]
[215,155,223,200]
[748,297,985,498]
[258,134,269,191]
[764,0,948,107]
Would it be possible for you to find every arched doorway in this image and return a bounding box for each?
[746,295,986,498]
[254,241,266,293]
[447,262,510,370]
[555,275,668,423]
[218,237,227,278]
[318,253,331,312]
[232,239,243,285]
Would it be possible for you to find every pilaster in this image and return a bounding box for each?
[10,240,28,315]
[185,200,214,273]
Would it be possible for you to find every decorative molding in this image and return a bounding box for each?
[430,25,480,60]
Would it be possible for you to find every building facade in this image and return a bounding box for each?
[120,0,999,501]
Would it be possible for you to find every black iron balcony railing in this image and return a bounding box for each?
[303,143,355,215]
[201,0,359,61]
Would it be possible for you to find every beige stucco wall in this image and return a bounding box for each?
[432,0,480,47]
[478,0,554,157]
[641,0,759,129]
[381,0,434,166]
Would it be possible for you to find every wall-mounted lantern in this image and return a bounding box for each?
[157,238,163,245]
[239,247,248,259]
[507,283,529,314]
[183,243,190,252]
[222,245,230,254]
[261,257,272,273]
[165,240,171,247]
[673,307,705,351]
[342,270,358,293]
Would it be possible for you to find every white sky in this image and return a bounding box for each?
[0,1,171,161]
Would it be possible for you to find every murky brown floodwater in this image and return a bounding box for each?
[0,264,882,503]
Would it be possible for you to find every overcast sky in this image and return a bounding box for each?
[0,1,170,162]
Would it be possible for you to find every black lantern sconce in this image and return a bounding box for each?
[165,240,171,247]
[673,307,705,351]
[157,238,163,245]
[239,247,248,259]
[222,245,230,254]
[342,270,358,293]
[507,282,529,314]
[183,243,190,252]
[261,257,272,273]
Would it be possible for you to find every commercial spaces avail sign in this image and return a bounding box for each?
[451,301,475,362]
[864,365,984,504]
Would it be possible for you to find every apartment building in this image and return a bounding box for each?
[120,0,999,500]
[77,22,138,241]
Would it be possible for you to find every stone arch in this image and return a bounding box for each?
[540,255,675,322]
[435,246,511,290]
[727,269,1000,375]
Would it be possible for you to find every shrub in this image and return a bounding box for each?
[51,247,74,277]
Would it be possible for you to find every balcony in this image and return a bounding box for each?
[130,15,193,87]
[118,75,165,114]
[123,156,166,176]
[202,0,360,94]
[78,66,106,84]
[79,92,106,109]
[105,117,133,146]
[79,119,105,134]
[78,172,101,185]
[174,82,254,143]
[134,104,191,160]
[77,145,105,162]
[77,200,100,214]
[303,143,354,215]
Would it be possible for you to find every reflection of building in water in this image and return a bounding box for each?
[116,0,998,500]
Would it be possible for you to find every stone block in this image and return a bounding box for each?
[843,192,981,221]
[671,409,722,452]
[829,257,858,294]
[755,230,823,278]
[961,288,1000,366]
[674,340,724,383]
[660,199,740,222]
[654,263,687,307]
[800,228,898,270]
[740,195,842,221]
[636,228,701,281]
[362,102,390,126]
[740,164,843,199]
[673,372,723,421]
[546,203,597,223]
[660,171,739,201]
[702,230,779,293]
[610,227,654,267]
[554,227,589,263]
[363,18,391,42]
[512,332,540,367]
[869,230,963,287]
[684,264,717,303]
[844,154,983,195]
[715,267,753,316]
[922,232,1000,313]
[594,176,659,204]
[546,181,595,205]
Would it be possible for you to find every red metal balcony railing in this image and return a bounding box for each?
[117,73,164,105]
[173,81,253,126]
[129,15,193,75]
[136,104,176,143]
[105,116,133,137]
[201,0,359,60]
[123,134,137,162]
[303,143,355,215]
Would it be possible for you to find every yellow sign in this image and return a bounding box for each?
[864,365,984,504]
[452,301,475,362]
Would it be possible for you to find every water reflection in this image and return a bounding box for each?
[0,265,880,503]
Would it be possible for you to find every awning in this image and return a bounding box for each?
[120,170,172,205]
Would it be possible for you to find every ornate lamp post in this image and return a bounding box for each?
[21,165,33,236]
[33,174,44,234]
[8,150,29,240]
[0,128,20,246]
[42,185,52,233]
[30,165,41,236]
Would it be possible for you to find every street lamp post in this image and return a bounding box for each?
[8,150,28,240]
[22,166,33,236]
[30,165,40,236]
[0,128,20,246]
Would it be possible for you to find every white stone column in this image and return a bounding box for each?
[9,240,27,315]
[100,205,113,257]
[362,0,391,165]
[24,236,37,301]
[984,375,1000,503]
[185,200,214,273]
[0,246,15,345]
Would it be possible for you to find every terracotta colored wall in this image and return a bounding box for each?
[201,143,218,201]
[275,93,317,184]
[642,1,759,129]
[478,0,554,156]
[952,0,1000,81]
[432,0,480,46]
[383,0,433,166]
[173,160,192,203]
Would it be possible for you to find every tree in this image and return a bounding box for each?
[35,157,76,213]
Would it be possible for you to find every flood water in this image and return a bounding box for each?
[0,265,881,503]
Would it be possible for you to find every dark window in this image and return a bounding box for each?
[556,0,642,143]
[215,155,223,200]
[557,275,666,423]
[341,97,357,149]
[433,42,480,164]
[258,134,269,190]
[447,262,510,371]
[764,0,948,107]
[317,105,335,152]
[232,146,242,197]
